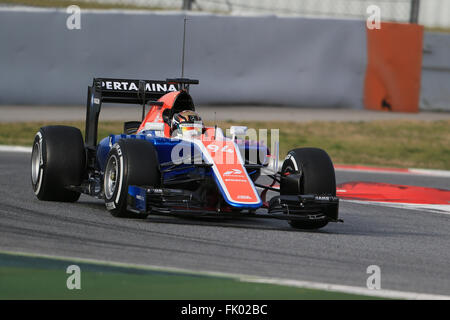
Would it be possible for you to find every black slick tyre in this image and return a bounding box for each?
[103,139,160,218]
[31,126,86,202]
[281,148,337,230]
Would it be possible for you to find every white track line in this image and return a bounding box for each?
[0,145,32,153]
[335,167,410,175]
[1,250,449,300]
[342,199,450,215]
[409,168,450,178]
[242,277,450,300]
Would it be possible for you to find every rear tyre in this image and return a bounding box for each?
[281,148,337,230]
[103,139,160,218]
[31,126,86,202]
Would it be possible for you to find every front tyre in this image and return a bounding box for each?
[281,148,337,230]
[103,139,160,218]
[31,126,86,202]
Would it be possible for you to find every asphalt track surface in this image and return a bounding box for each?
[1,151,450,296]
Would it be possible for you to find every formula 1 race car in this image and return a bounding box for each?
[31,77,339,229]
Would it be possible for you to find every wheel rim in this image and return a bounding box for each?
[31,141,41,185]
[283,160,296,174]
[104,155,119,200]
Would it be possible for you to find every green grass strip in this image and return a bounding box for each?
[0,251,380,300]
[1,120,449,170]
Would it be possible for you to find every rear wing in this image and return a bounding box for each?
[91,78,198,104]
[85,77,199,150]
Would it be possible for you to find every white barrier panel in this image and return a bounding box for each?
[0,8,366,108]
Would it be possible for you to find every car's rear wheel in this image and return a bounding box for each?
[104,139,160,218]
[31,126,86,202]
[281,148,337,230]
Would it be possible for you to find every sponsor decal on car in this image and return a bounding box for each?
[315,196,332,201]
[101,81,178,93]
[224,169,242,176]
[199,139,261,205]
[237,195,252,200]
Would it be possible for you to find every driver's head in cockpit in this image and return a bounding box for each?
[170,110,203,137]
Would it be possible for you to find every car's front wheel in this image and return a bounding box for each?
[281,148,337,230]
[103,139,160,218]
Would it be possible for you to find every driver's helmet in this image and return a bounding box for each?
[171,110,203,137]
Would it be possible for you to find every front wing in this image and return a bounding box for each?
[127,185,340,222]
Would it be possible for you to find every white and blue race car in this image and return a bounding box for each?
[31,77,339,229]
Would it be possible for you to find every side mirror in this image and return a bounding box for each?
[162,109,171,124]
[144,122,165,131]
